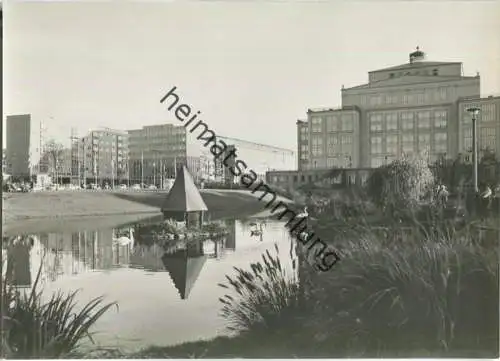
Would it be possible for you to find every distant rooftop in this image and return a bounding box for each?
[369,47,461,73]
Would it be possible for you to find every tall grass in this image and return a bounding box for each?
[218,202,499,357]
[2,250,117,358]
[218,244,301,337]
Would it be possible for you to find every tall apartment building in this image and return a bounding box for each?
[5,114,41,179]
[127,123,204,185]
[71,128,129,185]
[297,48,489,171]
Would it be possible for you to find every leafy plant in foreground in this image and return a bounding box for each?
[2,253,117,358]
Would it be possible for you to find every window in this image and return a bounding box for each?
[481,103,496,122]
[402,112,414,121]
[311,136,323,156]
[418,118,430,128]
[434,110,447,128]
[341,135,352,144]
[418,134,431,152]
[434,132,447,143]
[386,135,398,154]
[386,113,398,131]
[386,93,398,104]
[417,111,430,120]
[326,158,337,168]
[402,134,414,152]
[433,69,438,76]
[341,114,354,131]
[402,117,414,130]
[371,157,384,168]
[370,113,383,131]
[436,87,447,101]
[311,117,322,133]
[434,132,447,153]
[327,135,338,156]
[370,95,383,106]
[389,73,395,78]
[326,116,338,132]
[481,127,496,137]
[415,93,425,104]
[371,136,383,154]
[481,127,496,150]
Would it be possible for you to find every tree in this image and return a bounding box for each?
[44,139,64,183]
[366,154,435,213]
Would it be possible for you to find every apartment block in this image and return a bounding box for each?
[127,123,204,185]
[5,114,41,179]
[71,128,129,185]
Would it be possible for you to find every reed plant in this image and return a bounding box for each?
[218,244,302,338]
[2,253,117,359]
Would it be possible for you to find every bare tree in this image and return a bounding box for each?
[45,139,64,184]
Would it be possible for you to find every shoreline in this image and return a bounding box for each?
[3,190,293,234]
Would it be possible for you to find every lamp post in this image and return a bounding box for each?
[467,106,481,193]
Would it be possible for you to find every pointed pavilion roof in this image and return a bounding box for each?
[161,165,208,212]
[162,250,208,300]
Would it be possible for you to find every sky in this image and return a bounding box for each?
[3,0,500,149]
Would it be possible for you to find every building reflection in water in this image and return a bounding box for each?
[4,219,239,299]
[3,226,136,288]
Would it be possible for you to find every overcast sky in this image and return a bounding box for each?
[3,1,500,149]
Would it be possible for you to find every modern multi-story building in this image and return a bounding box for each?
[268,47,499,189]
[5,114,41,179]
[127,123,204,185]
[71,128,129,185]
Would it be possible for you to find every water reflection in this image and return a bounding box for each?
[3,218,293,349]
[3,219,245,300]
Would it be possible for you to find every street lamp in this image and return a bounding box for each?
[466,106,481,193]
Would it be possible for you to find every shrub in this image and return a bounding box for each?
[366,154,435,213]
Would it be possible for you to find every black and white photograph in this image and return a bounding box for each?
[1,0,499,358]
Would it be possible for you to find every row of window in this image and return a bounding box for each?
[461,103,497,123]
[370,133,448,155]
[309,114,355,132]
[361,87,451,107]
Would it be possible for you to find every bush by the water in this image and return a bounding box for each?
[367,155,435,213]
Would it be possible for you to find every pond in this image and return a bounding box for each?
[2,215,295,353]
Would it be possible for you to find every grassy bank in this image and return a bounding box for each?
[2,190,279,231]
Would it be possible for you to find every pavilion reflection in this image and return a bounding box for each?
[129,219,237,300]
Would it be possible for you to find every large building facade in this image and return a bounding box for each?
[5,114,41,179]
[71,128,129,185]
[127,123,204,185]
[269,48,498,189]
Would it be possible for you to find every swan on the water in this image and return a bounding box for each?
[297,206,309,218]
